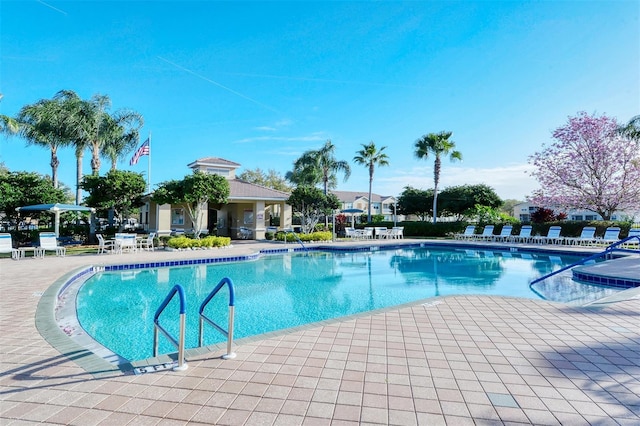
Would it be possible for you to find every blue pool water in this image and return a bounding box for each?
[76,247,604,361]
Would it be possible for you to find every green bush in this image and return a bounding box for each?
[274,231,332,242]
[167,235,231,249]
[265,231,274,240]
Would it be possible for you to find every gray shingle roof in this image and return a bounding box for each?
[187,157,241,168]
[229,179,290,200]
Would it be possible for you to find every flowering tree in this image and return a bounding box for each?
[529,112,640,220]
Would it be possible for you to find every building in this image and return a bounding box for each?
[141,157,292,239]
[513,202,638,223]
[330,190,403,223]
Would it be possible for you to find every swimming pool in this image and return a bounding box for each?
[71,245,619,362]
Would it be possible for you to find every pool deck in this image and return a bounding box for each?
[1,239,639,425]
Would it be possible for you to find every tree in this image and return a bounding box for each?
[152,171,230,239]
[100,110,144,170]
[438,184,503,220]
[529,111,640,220]
[396,186,434,221]
[0,171,67,227]
[500,199,524,216]
[288,140,351,194]
[414,131,462,224]
[16,96,75,188]
[353,141,389,223]
[80,170,147,231]
[530,207,567,223]
[238,168,292,192]
[286,186,340,233]
[619,115,640,141]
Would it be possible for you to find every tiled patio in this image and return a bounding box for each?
[1,240,639,425]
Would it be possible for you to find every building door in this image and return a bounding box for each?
[208,209,218,235]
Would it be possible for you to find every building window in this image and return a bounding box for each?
[585,215,596,220]
[243,210,254,225]
[573,215,583,221]
[205,167,230,177]
[172,208,185,225]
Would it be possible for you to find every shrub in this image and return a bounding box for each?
[274,231,332,242]
[167,235,231,249]
[265,231,274,240]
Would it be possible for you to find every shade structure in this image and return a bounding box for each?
[340,208,364,227]
[16,203,95,237]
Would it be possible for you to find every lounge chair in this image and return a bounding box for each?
[531,226,564,245]
[0,233,20,260]
[390,226,404,239]
[564,226,597,246]
[454,225,476,240]
[38,232,66,257]
[509,225,532,243]
[621,228,640,248]
[473,225,494,241]
[363,227,374,239]
[597,227,620,246]
[374,227,389,239]
[491,225,513,242]
[345,228,359,239]
[97,233,115,254]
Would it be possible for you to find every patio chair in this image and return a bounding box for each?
[531,226,564,245]
[473,225,494,241]
[564,226,597,246]
[0,233,20,260]
[138,232,156,251]
[491,225,513,242]
[38,232,66,257]
[363,227,374,239]
[454,225,476,240]
[96,233,115,254]
[508,225,532,243]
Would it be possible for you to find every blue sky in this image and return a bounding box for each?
[1,1,638,201]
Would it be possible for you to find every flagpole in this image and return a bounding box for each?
[147,132,152,194]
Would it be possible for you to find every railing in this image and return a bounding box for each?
[199,277,236,359]
[283,228,307,251]
[530,235,640,287]
[153,285,188,371]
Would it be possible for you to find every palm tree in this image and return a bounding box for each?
[0,95,20,136]
[291,140,351,194]
[353,141,389,223]
[100,109,144,170]
[414,131,462,224]
[53,90,89,204]
[84,94,112,176]
[17,97,74,188]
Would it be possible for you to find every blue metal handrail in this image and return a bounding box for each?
[153,284,188,371]
[283,228,307,251]
[530,235,640,286]
[199,277,236,359]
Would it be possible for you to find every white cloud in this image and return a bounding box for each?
[234,132,327,144]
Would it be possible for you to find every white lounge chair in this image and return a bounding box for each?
[621,228,640,248]
[597,227,620,246]
[0,233,20,260]
[532,226,564,245]
[565,226,597,246]
[491,225,513,242]
[454,225,476,240]
[363,227,374,239]
[374,227,389,239]
[389,226,404,239]
[474,225,494,241]
[38,232,66,257]
[509,225,532,243]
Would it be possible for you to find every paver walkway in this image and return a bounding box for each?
[1,240,639,425]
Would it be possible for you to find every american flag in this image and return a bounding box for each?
[129,138,150,166]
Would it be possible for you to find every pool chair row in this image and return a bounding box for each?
[454,225,640,246]
[0,232,66,260]
[345,227,404,240]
